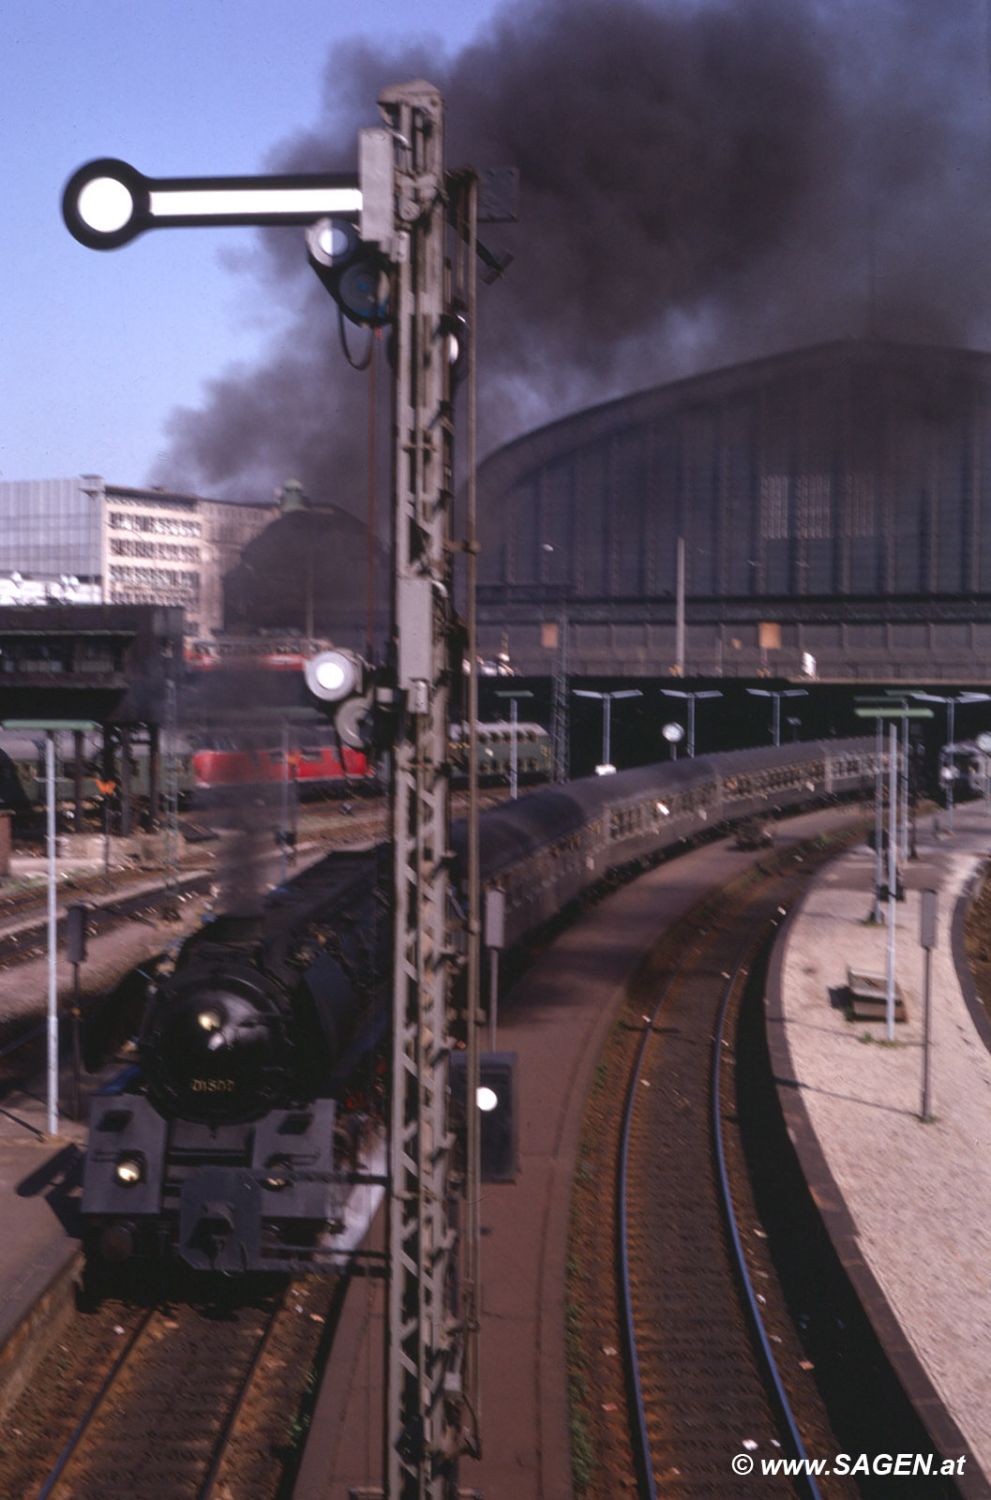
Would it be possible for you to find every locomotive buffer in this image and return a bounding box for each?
[64,78,514,1500]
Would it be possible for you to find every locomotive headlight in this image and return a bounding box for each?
[197,1008,223,1033]
[262,1155,293,1191]
[114,1153,145,1186]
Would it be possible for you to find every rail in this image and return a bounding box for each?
[615,886,828,1498]
[710,923,824,1500]
[32,1293,286,1500]
[35,1308,154,1500]
[617,951,690,1500]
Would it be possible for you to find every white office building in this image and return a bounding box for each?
[0,477,276,637]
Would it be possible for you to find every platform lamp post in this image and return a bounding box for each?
[573,688,642,774]
[855,698,933,924]
[881,692,919,859]
[880,691,924,863]
[746,687,808,747]
[660,688,722,759]
[910,691,991,835]
[919,888,938,1120]
[495,689,534,800]
[662,721,685,760]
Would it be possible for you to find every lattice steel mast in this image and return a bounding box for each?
[377,81,475,1498]
[60,87,485,1498]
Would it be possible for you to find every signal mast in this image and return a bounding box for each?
[62,79,514,1498]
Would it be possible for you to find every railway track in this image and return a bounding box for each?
[37,1295,281,1500]
[620,872,823,1496]
[571,833,957,1499]
[2,1275,340,1500]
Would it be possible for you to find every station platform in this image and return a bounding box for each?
[0,1096,84,1422]
[770,807,991,1497]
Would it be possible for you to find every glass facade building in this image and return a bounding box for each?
[0,478,102,582]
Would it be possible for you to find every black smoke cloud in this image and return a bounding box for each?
[153,0,991,509]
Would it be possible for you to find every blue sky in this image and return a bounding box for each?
[7,1,989,503]
[1,0,498,487]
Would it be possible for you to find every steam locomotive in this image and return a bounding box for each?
[81,738,875,1275]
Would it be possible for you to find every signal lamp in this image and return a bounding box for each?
[440,305,469,383]
[66,902,89,965]
[306,215,392,328]
[305,649,362,703]
[304,648,377,754]
[306,217,359,266]
[449,1051,518,1183]
[337,261,391,326]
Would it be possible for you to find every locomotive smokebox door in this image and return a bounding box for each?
[179,1167,261,1272]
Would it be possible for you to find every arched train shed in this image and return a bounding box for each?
[475,340,991,682]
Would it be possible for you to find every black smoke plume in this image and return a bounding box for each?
[153,0,991,512]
